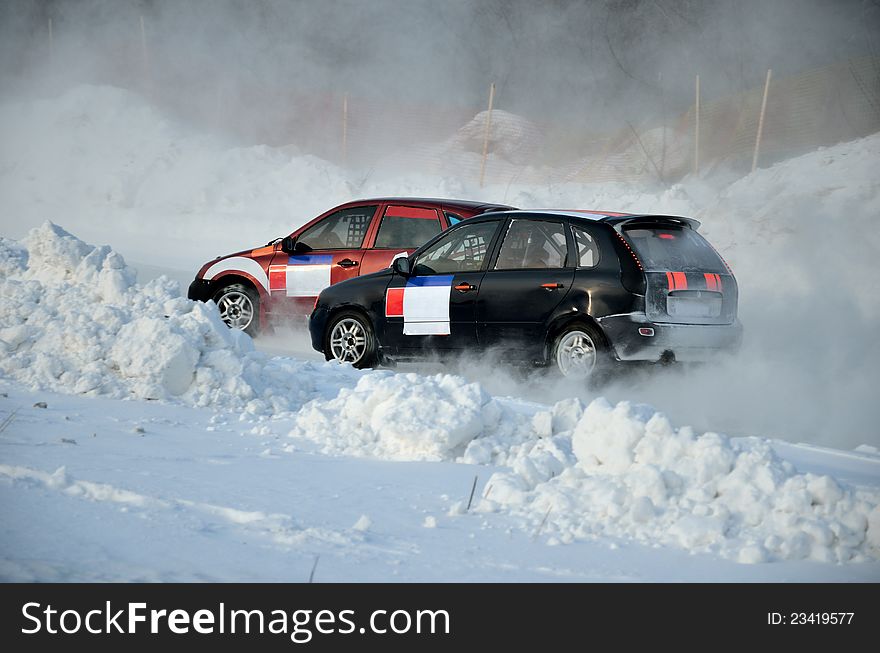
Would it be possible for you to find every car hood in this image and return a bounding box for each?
[195,243,276,278]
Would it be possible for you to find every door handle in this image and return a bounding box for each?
[541,283,564,289]
[337,259,359,268]
[454,283,476,292]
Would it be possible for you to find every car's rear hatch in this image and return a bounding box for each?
[621,220,737,325]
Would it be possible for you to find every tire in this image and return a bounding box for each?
[323,311,377,369]
[550,324,609,383]
[212,283,260,337]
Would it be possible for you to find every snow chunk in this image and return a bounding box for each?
[352,515,372,532]
[290,372,502,461]
[490,397,880,564]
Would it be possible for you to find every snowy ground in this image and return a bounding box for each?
[2,383,877,582]
[1,85,879,581]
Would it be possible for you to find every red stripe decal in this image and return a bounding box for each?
[269,265,286,292]
[385,287,404,317]
[666,271,675,290]
[704,273,716,291]
[672,272,688,290]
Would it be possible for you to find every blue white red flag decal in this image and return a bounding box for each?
[269,255,333,297]
[386,275,454,336]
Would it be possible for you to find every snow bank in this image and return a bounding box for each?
[0,222,359,409]
[482,398,880,564]
[286,366,879,563]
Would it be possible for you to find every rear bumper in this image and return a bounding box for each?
[598,313,742,362]
[187,278,212,302]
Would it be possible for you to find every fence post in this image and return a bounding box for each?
[478,82,496,188]
[694,74,700,175]
[752,68,772,173]
[140,15,149,77]
[342,93,348,166]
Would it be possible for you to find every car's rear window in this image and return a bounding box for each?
[623,225,726,273]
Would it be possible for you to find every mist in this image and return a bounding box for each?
[2,0,877,153]
[1,0,879,450]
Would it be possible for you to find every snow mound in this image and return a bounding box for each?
[483,398,880,563]
[289,372,505,461]
[0,222,359,408]
[286,366,879,563]
[447,109,544,164]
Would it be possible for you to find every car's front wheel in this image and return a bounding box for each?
[213,283,259,336]
[324,311,377,369]
[551,325,607,381]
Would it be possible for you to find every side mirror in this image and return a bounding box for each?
[282,236,312,255]
[293,240,312,254]
[392,256,411,276]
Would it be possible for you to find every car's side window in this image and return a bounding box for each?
[493,219,568,270]
[571,224,600,268]
[374,208,442,249]
[297,206,376,250]
[445,211,464,226]
[412,221,499,275]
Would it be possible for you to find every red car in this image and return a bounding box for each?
[187,198,514,334]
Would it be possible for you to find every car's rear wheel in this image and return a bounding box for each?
[324,311,377,369]
[213,283,259,336]
[552,325,607,381]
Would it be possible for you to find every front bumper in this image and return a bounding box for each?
[598,313,743,362]
[309,306,329,353]
[187,278,212,302]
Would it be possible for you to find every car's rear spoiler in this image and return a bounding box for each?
[604,215,701,231]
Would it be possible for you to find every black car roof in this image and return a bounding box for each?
[476,209,700,229]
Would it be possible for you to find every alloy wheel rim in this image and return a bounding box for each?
[330,318,368,363]
[556,330,597,378]
[217,291,255,330]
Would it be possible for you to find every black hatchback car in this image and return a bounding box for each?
[308,210,742,379]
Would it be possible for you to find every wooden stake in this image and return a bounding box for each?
[139,15,148,71]
[342,93,348,166]
[694,74,701,175]
[48,17,54,64]
[752,68,772,173]
[478,82,496,188]
[308,555,320,583]
[215,85,223,130]
[533,506,552,541]
[465,475,478,512]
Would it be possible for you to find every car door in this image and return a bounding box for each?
[359,204,446,274]
[268,205,378,315]
[477,217,575,357]
[382,219,503,354]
